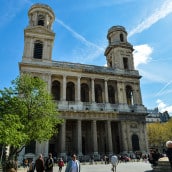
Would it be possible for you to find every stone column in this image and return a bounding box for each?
[104,79,109,103]
[107,120,113,154]
[77,120,82,155]
[77,76,81,102]
[120,121,128,152]
[62,75,66,101]
[60,120,66,156]
[92,120,98,154]
[35,141,49,157]
[91,78,95,102]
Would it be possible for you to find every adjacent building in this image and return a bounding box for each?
[146,107,170,123]
[19,3,148,160]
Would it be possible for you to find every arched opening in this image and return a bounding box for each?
[126,85,133,105]
[66,82,75,101]
[51,80,60,101]
[37,14,45,26]
[132,134,140,151]
[81,83,89,102]
[95,84,102,103]
[108,85,115,104]
[33,41,43,59]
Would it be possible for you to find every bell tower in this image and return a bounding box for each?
[22,3,55,62]
[104,26,135,70]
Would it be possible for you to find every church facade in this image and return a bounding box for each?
[19,3,148,160]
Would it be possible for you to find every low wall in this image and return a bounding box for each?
[153,157,171,172]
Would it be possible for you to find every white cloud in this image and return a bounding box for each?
[128,0,172,37]
[133,44,153,68]
[156,99,172,115]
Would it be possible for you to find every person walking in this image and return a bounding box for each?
[58,158,64,172]
[65,154,80,172]
[35,154,44,172]
[111,155,118,172]
[45,153,54,172]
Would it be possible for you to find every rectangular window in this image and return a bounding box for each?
[123,57,128,69]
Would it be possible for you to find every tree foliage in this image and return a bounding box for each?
[147,119,172,149]
[0,74,62,159]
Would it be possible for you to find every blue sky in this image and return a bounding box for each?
[0,0,172,115]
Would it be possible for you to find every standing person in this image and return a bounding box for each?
[58,158,64,172]
[65,154,80,172]
[35,154,44,172]
[166,140,172,169]
[45,153,54,172]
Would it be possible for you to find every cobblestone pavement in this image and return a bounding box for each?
[18,161,153,172]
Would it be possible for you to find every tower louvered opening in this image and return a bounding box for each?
[38,14,45,26]
[33,41,43,59]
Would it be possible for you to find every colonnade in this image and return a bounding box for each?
[58,119,117,156]
[50,74,142,105]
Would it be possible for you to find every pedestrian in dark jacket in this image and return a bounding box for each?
[35,154,44,172]
[45,153,54,172]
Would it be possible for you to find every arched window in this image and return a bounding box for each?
[81,83,89,102]
[51,81,60,100]
[132,134,140,151]
[120,33,124,42]
[37,14,45,26]
[33,41,43,59]
[95,84,102,103]
[108,85,115,104]
[126,85,133,105]
[66,82,75,101]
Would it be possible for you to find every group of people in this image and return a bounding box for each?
[31,153,80,172]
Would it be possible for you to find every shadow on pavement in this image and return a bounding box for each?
[145,170,153,172]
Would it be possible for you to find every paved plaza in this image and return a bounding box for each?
[19,161,153,172]
[68,162,153,172]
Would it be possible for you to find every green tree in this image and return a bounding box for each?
[0,74,62,169]
[147,121,172,151]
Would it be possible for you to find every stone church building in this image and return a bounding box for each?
[19,3,148,160]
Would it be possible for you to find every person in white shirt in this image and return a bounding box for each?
[65,154,80,172]
[111,155,118,172]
